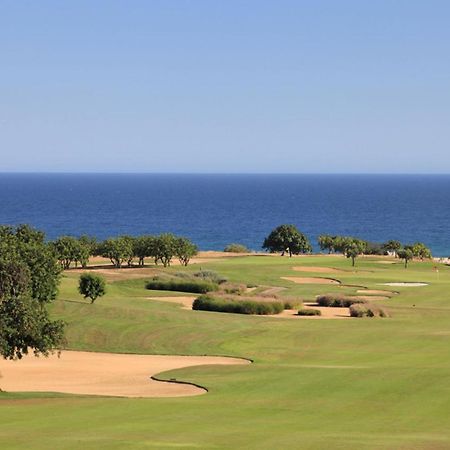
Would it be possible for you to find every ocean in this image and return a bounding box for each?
[0,173,449,256]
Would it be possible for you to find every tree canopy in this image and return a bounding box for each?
[262,225,312,257]
[0,225,65,360]
[78,273,106,304]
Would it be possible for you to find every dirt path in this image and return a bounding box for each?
[0,351,250,398]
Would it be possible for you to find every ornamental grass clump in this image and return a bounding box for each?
[146,277,218,294]
[316,294,365,308]
[349,303,388,318]
[297,308,321,316]
[192,295,284,315]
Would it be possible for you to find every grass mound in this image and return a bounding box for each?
[316,294,366,308]
[192,295,284,315]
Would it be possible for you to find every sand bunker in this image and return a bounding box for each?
[381,282,428,287]
[292,266,344,274]
[0,351,250,398]
[281,276,341,285]
[146,296,197,310]
[271,303,350,319]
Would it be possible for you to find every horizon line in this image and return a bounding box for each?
[1,171,450,176]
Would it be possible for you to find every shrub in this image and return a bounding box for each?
[316,295,365,308]
[349,303,388,318]
[224,243,250,253]
[193,270,227,284]
[192,295,284,315]
[146,278,218,294]
[78,273,106,304]
[297,308,321,316]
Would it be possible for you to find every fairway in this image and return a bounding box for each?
[1,254,450,449]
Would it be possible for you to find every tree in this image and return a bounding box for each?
[76,235,96,268]
[383,240,402,257]
[53,236,80,269]
[153,233,178,267]
[0,225,64,360]
[345,241,366,266]
[175,237,198,266]
[409,242,432,260]
[318,235,335,254]
[98,236,134,268]
[334,237,367,266]
[262,225,312,257]
[398,248,414,268]
[78,273,106,304]
[133,235,156,266]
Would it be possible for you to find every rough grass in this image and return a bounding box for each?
[2,255,450,449]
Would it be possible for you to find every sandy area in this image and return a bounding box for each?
[281,276,341,285]
[146,296,197,310]
[147,294,351,320]
[381,282,428,287]
[270,303,350,319]
[0,351,250,398]
[292,266,344,273]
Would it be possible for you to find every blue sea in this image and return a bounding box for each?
[1,174,449,256]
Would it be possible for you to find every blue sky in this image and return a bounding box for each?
[1,0,449,173]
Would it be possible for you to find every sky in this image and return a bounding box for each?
[1,0,450,173]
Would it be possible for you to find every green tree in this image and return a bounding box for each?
[383,240,402,257]
[153,234,178,267]
[76,235,96,268]
[409,242,432,260]
[262,225,312,257]
[78,273,106,304]
[0,225,64,360]
[344,241,366,266]
[398,248,414,268]
[318,235,335,253]
[53,236,80,269]
[98,236,134,268]
[133,235,156,266]
[175,237,198,266]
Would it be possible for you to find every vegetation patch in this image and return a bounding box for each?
[316,294,366,308]
[224,243,250,253]
[146,278,219,294]
[192,295,284,315]
[349,303,388,318]
[297,308,321,316]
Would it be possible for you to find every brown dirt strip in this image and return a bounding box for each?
[0,351,250,398]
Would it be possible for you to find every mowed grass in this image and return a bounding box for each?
[1,255,450,449]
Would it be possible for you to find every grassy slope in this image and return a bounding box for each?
[1,255,450,449]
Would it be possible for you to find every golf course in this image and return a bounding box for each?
[1,252,449,449]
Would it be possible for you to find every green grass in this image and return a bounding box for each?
[1,255,450,449]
